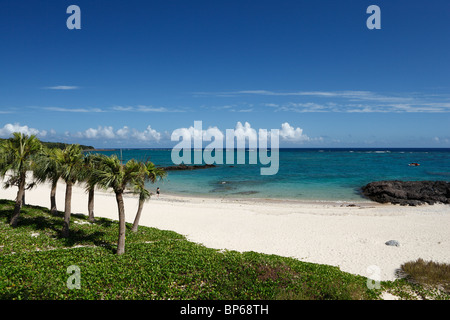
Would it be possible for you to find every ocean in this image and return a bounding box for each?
[92,148,450,202]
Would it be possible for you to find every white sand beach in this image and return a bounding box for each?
[1,179,449,282]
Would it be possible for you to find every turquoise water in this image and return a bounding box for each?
[92,148,450,202]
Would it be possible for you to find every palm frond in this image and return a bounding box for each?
[0,132,42,183]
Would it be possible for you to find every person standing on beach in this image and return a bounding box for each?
[156,187,160,198]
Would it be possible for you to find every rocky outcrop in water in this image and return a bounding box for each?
[160,164,216,171]
[361,180,450,206]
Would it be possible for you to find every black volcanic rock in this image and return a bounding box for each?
[160,164,216,171]
[361,180,450,206]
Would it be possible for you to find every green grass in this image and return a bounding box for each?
[0,199,448,300]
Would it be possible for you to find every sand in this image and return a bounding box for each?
[1,179,449,282]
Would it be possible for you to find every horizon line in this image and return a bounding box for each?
[89,147,450,151]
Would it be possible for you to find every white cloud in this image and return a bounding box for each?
[197,89,450,113]
[196,89,379,98]
[0,123,47,138]
[207,105,235,110]
[73,125,162,142]
[275,102,329,113]
[112,105,186,113]
[202,103,254,113]
[233,122,258,144]
[172,122,264,146]
[230,90,412,104]
[112,106,133,112]
[172,124,224,143]
[279,122,310,142]
[83,126,116,139]
[44,107,105,113]
[432,136,450,144]
[44,86,79,90]
[171,121,314,145]
[136,105,169,113]
[116,126,130,139]
[0,122,316,146]
[131,125,161,142]
[203,126,224,141]
[34,105,187,114]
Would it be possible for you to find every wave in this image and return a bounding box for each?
[426,171,450,177]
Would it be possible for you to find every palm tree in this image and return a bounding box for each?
[82,153,105,222]
[59,144,85,237]
[0,133,42,226]
[131,179,151,233]
[90,155,142,255]
[33,147,64,216]
[131,161,166,232]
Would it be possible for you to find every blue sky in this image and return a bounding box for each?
[0,0,449,148]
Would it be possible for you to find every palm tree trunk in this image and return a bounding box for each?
[88,188,95,222]
[115,191,126,255]
[50,180,58,215]
[62,181,73,238]
[131,197,145,232]
[10,176,26,227]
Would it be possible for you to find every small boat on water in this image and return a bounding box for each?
[408,163,420,166]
